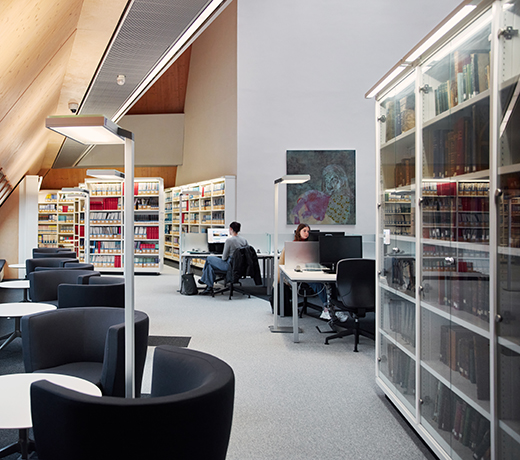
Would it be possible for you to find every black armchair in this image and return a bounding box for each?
[323,258,376,352]
[22,307,149,397]
[25,257,79,274]
[58,282,124,308]
[30,345,235,460]
[28,269,100,305]
[32,251,77,259]
[32,248,73,256]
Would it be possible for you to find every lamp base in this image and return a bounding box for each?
[269,326,303,333]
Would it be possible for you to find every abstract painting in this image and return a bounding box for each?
[286,150,356,225]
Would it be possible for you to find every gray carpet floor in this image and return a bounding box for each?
[0,265,437,459]
[135,265,436,460]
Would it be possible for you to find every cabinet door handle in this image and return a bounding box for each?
[495,188,503,198]
[496,315,503,323]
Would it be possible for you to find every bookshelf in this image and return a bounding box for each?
[86,177,164,273]
[164,176,236,263]
[370,2,520,459]
[37,191,58,248]
[38,190,85,259]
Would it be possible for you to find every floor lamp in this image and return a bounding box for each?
[178,189,201,289]
[61,187,90,264]
[46,115,136,398]
[269,174,310,334]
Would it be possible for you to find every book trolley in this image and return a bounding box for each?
[368,1,520,459]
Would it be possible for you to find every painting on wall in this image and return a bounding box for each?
[286,150,356,225]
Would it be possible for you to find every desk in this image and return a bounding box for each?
[279,265,336,343]
[181,252,275,293]
[0,303,56,351]
[0,280,30,302]
[0,373,101,459]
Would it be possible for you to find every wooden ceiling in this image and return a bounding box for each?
[0,0,193,195]
[0,0,128,196]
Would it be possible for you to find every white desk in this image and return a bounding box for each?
[0,373,101,459]
[278,265,336,343]
[0,280,30,302]
[0,303,56,351]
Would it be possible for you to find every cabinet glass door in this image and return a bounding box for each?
[496,1,520,458]
[419,10,492,459]
[378,72,417,414]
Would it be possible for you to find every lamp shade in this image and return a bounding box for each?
[46,115,133,145]
[86,169,125,180]
[274,174,311,185]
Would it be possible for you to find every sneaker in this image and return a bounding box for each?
[335,311,349,322]
[199,287,214,296]
[197,279,206,285]
[320,309,331,320]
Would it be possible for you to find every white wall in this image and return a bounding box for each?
[78,114,184,167]
[236,0,458,238]
[177,1,237,186]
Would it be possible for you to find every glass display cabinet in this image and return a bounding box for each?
[369,1,520,459]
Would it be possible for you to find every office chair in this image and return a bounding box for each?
[214,246,262,299]
[321,258,375,352]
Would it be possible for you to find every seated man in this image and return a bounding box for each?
[199,221,248,295]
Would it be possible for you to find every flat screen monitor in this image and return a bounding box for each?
[319,235,362,271]
[207,228,229,244]
[307,230,344,241]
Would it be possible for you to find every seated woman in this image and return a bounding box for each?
[199,221,248,295]
[278,224,330,319]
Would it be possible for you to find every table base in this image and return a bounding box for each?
[0,318,21,351]
[0,428,35,459]
[269,326,303,333]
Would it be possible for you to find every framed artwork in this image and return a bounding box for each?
[286,150,356,225]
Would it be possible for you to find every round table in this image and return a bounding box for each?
[0,373,101,459]
[0,303,56,351]
[0,280,30,302]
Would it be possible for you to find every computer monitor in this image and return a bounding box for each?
[318,235,362,271]
[307,230,344,241]
[207,228,229,244]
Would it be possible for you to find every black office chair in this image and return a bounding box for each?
[214,246,262,299]
[30,345,235,460]
[321,258,376,352]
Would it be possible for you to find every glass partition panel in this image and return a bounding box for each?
[497,1,520,454]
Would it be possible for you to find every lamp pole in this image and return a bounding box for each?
[124,136,135,398]
[46,115,136,398]
[269,175,310,335]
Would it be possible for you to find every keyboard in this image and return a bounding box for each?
[303,263,327,272]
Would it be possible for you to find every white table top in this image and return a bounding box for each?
[0,280,30,289]
[8,264,25,269]
[279,265,336,282]
[0,303,56,318]
[0,373,101,429]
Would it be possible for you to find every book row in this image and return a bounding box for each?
[90,197,121,210]
[430,380,490,460]
[422,273,489,322]
[439,326,489,400]
[90,226,121,238]
[134,226,160,239]
[385,342,415,395]
[90,241,121,253]
[90,212,121,223]
[385,94,415,142]
[433,51,490,116]
[383,297,415,347]
[426,105,489,179]
[134,214,159,222]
